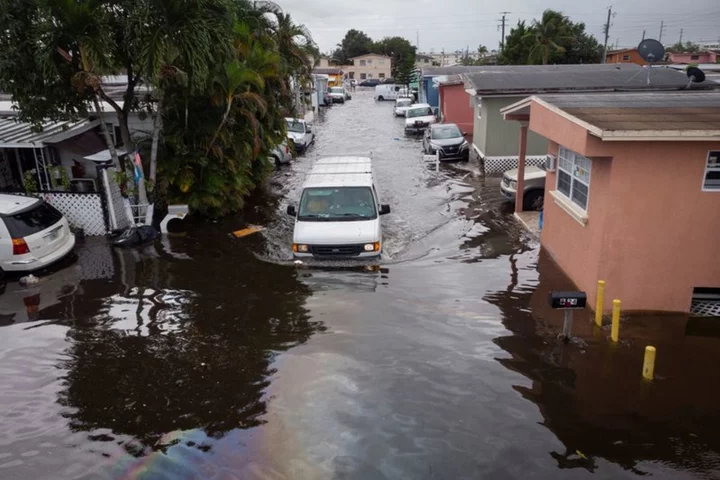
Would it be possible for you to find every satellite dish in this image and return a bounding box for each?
[687,66,706,83]
[637,39,666,63]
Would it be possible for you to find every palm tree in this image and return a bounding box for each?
[526,10,572,65]
[137,0,233,184]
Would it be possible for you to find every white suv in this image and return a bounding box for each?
[0,194,75,273]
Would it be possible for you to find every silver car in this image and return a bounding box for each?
[270,140,293,166]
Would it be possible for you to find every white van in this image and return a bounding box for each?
[374,84,411,101]
[286,155,391,259]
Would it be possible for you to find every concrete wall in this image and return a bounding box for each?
[439,83,474,141]
[474,97,547,157]
[343,55,391,81]
[532,101,720,312]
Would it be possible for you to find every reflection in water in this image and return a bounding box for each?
[485,249,720,477]
[52,234,323,454]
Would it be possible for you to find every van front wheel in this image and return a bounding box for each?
[377,96,384,101]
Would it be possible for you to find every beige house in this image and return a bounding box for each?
[342,54,392,81]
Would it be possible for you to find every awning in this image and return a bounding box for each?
[0,116,100,148]
[84,149,127,162]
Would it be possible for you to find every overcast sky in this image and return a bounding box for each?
[276,0,720,54]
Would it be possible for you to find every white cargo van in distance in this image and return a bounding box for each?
[374,84,412,101]
[286,155,391,259]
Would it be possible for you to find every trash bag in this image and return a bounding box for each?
[111,225,158,248]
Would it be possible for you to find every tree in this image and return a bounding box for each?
[372,36,416,82]
[497,21,535,65]
[331,29,373,64]
[498,11,602,65]
[526,10,572,65]
[666,41,701,53]
[0,0,317,217]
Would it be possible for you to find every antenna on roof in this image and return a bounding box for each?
[637,39,666,85]
[685,66,706,88]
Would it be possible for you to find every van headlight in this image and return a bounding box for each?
[293,244,309,253]
[364,242,380,252]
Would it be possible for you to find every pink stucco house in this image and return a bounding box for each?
[502,92,720,313]
[438,75,474,141]
[667,51,718,64]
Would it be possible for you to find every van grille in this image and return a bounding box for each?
[310,244,364,256]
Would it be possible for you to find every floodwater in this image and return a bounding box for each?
[1,89,720,480]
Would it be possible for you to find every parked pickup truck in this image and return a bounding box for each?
[500,166,546,211]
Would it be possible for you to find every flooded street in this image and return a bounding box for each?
[1,89,720,479]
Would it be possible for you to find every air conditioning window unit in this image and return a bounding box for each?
[544,153,557,172]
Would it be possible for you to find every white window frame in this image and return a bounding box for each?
[476,98,482,119]
[702,150,720,192]
[556,146,592,211]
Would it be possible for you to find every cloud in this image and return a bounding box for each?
[277,0,720,53]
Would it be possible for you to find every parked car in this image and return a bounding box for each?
[394,97,413,117]
[422,124,470,161]
[286,156,390,260]
[358,79,381,87]
[404,104,436,133]
[285,117,314,154]
[270,140,293,166]
[328,86,346,104]
[0,194,75,273]
[500,166,546,210]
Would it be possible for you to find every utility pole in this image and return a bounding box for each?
[659,20,666,42]
[642,30,646,41]
[416,30,420,51]
[679,28,683,44]
[602,7,612,63]
[499,12,510,51]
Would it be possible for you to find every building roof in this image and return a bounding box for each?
[0,116,101,148]
[349,54,391,60]
[313,67,343,75]
[421,65,490,77]
[501,91,720,141]
[607,48,636,54]
[462,64,713,96]
[438,74,464,86]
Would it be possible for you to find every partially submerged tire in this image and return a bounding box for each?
[523,190,544,211]
[377,96,384,101]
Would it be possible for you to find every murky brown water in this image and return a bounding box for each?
[1,90,719,479]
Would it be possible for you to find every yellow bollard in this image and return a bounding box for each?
[643,346,656,380]
[595,280,606,327]
[611,299,621,342]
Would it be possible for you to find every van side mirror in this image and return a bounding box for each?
[379,204,391,215]
[286,205,297,217]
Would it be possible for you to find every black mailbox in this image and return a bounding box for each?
[549,291,587,309]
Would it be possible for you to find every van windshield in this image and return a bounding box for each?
[4,201,62,238]
[286,120,305,133]
[407,107,433,118]
[298,187,377,221]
